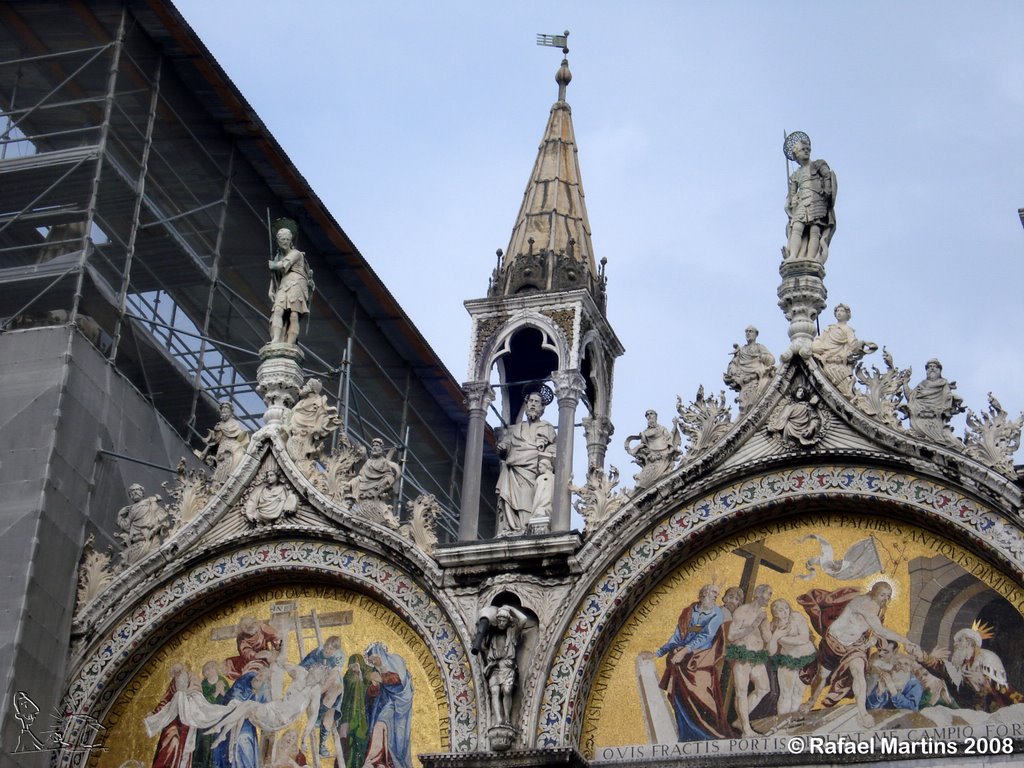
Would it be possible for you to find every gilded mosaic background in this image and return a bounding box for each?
[93,584,446,768]
[582,514,1024,756]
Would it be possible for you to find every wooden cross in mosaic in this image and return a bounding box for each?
[733,538,794,601]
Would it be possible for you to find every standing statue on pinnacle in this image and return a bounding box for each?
[783,132,837,263]
[268,219,313,345]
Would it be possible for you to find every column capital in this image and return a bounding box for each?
[461,381,495,413]
[551,369,586,404]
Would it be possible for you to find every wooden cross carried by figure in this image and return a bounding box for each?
[733,539,794,601]
[210,600,352,660]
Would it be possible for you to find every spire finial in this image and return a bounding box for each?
[537,30,572,101]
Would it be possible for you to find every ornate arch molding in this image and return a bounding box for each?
[60,542,481,764]
[473,309,572,382]
[533,463,1024,748]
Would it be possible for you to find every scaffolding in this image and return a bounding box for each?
[0,1,497,540]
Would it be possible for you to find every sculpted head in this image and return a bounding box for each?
[276,227,293,250]
[793,138,811,163]
[494,606,512,629]
[524,392,544,421]
[645,409,658,426]
[219,401,234,419]
[834,303,851,322]
[744,325,759,344]
[369,438,385,457]
[128,483,145,501]
[925,359,943,380]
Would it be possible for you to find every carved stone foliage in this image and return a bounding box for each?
[163,460,211,532]
[964,394,1023,476]
[853,347,910,430]
[811,303,877,397]
[623,410,680,490]
[899,358,965,448]
[723,326,776,416]
[571,465,626,534]
[398,494,440,555]
[313,432,366,502]
[75,534,114,614]
[675,386,733,457]
[766,384,823,447]
[284,377,341,473]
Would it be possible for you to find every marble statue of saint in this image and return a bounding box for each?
[724,326,776,415]
[495,391,557,535]
[472,605,528,727]
[117,483,169,565]
[195,401,250,485]
[243,469,298,525]
[346,438,401,503]
[783,132,836,263]
[624,409,681,489]
[285,378,341,465]
[901,359,964,446]
[268,223,312,346]
[811,304,877,396]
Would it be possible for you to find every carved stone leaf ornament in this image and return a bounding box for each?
[75,534,114,614]
[964,393,1023,476]
[852,347,910,430]
[162,460,211,532]
[399,494,440,555]
[314,433,367,502]
[675,386,733,457]
[571,465,625,534]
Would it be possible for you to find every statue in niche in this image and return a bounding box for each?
[900,358,965,447]
[285,378,341,468]
[495,391,556,536]
[624,409,681,489]
[346,438,401,504]
[472,605,529,730]
[811,303,877,396]
[767,385,823,447]
[268,219,313,346]
[724,326,776,416]
[243,469,299,525]
[783,131,836,263]
[194,401,250,485]
[117,483,170,565]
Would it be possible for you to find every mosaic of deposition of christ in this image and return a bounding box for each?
[582,515,1024,756]
[93,585,446,768]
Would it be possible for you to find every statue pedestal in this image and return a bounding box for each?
[256,343,304,425]
[487,724,517,752]
[777,257,826,361]
[527,511,551,536]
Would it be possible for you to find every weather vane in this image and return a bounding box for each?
[536,30,570,55]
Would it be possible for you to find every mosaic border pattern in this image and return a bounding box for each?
[536,465,1024,747]
[61,540,477,762]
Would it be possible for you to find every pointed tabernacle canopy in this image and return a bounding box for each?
[499,55,599,298]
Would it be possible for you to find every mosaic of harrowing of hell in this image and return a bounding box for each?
[581,514,1024,760]
[92,584,447,768]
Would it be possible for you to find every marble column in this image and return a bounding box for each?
[458,381,494,541]
[582,414,613,470]
[777,257,826,362]
[551,369,585,533]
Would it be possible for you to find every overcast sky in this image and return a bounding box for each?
[174,1,1024,484]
